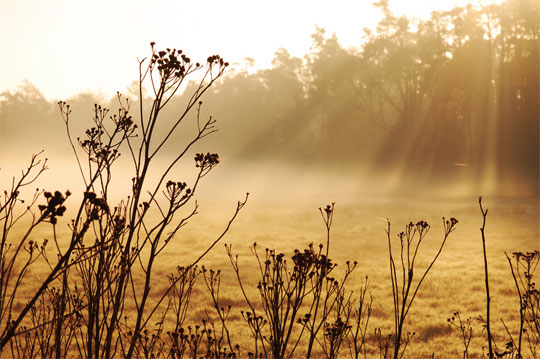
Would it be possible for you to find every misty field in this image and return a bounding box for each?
[11,197,528,358]
[0,1,538,357]
[14,194,535,358]
[150,195,539,358]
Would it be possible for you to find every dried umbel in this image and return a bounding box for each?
[324,316,352,357]
[38,190,70,225]
[148,44,228,87]
[291,243,335,280]
[195,152,220,169]
[165,181,191,204]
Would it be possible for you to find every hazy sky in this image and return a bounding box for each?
[1,0,494,100]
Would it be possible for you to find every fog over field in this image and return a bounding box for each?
[0,0,538,358]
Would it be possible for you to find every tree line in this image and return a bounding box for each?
[1,0,538,193]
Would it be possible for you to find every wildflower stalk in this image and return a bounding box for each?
[479,196,493,359]
[386,216,457,359]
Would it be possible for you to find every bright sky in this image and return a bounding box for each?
[0,0,490,100]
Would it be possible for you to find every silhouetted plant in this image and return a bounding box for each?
[322,309,351,359]
[225,203,358,359]
[169,265,200,333]
[346,276,373,359]
[0,43,248,359]
[303,203,341,359]
[168,319,238,359]
[202,266,237,355]
[374,327,391,359]
[447,311,474,359]
[227,242,312,359]
[0,151,88,354]
[479,196,494,359]
[305,258,357,359]
[385,216,458,358]
[505,250,540,358]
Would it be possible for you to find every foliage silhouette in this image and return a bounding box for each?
[0,43,248,359]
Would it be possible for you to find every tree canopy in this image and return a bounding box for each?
[1,0,538,194]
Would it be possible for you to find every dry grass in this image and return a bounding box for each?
[3,193,538,358]
[108,195,538,358]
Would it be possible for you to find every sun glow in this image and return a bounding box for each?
[0,0,502,100]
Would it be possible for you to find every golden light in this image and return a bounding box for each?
[0,0,501,100]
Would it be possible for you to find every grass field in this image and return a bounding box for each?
[127,194,538,358]
[4,184,538,358]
